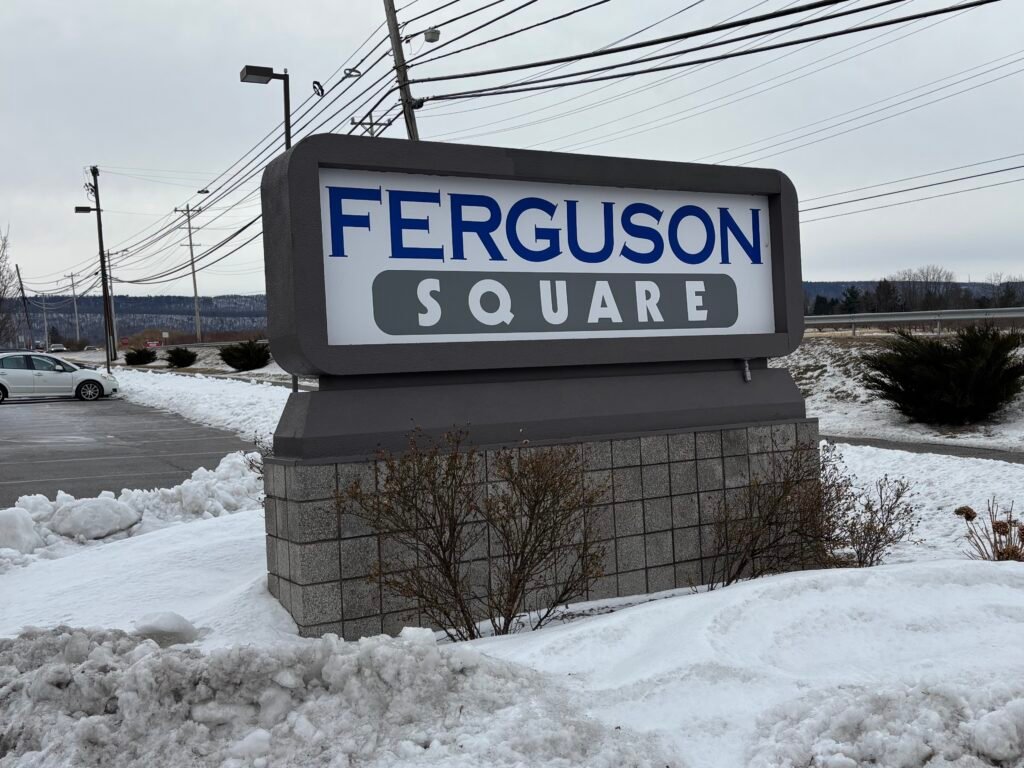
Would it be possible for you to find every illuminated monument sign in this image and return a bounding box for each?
[260,135,815,637]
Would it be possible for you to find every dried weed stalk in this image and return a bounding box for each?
[958,500,1022,561]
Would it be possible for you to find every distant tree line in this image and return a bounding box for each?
[807,266,1024,316]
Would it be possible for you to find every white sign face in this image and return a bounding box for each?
[319,168,775,346]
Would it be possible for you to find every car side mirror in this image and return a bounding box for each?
[54,365,65,372]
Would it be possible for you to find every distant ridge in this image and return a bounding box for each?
[16,282,1010,343]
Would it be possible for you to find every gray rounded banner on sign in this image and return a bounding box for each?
[371,270,738,336]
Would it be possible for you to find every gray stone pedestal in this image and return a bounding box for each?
[265,417,819,639]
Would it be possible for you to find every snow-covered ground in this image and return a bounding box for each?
[483,560,1024,768]
[4,441,1024,766]
[774,335,1024,452]
[5,357,1024,766]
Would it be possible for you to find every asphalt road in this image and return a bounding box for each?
[0,397,253,507]
[823,434,1024,465]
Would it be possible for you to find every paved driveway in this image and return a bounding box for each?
[0,397,252,507]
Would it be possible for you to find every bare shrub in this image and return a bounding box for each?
[840,474,917,567]
[479,446,606,635]
[244,432,274,485]
[703,443,918,589]
[959,500,1022,562]
[339,430,605,641]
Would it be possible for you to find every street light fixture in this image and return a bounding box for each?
[239,65,291,149]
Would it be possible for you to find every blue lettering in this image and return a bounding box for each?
[388,189,444,260]
[668,205,715,265]
[567,200,615,264]
[506,197,561,262]
[719,208,762,264]
[450,193,504,261]
[620,203,664,264]
[327,186,381,257]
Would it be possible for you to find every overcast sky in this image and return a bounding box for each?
[3,0,1022,297]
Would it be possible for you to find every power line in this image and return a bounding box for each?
[545,0,919,152]
[412,0,859,84]
[428,0,909,94]
[801,174,1024,222]
[440,0,868,145]
[802,150,1024,201]
[802,162,1024,211]
[418,0,712,120]
[407,0,528,60]
[410,0,613,66]
[725,57,1024,165]
[423,0,1001,102]
[60,26,396,282]
[401,0,465,28]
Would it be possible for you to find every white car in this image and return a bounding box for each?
[0,352,119,403]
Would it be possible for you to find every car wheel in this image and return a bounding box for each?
[77,381,102,401]
[0,386,6,404]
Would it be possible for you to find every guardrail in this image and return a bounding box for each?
[805,306,1024,333]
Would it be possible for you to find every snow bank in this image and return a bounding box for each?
[750,682,1024,767]
[48,495,140,539]
[0,626,672,768]
[134,612,199,646]
[0,507,43,553]
[0,509,292,648]
[0,451,262,572]
[115,368,289,444]
[773,337,1024,452]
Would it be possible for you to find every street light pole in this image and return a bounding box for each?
[175,203,203,342]
[240,63,296,391]
[384,0,421,141]
[75,165,114,373]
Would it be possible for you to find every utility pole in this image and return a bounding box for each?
[64,272,81,342]
[384,0,421,141]
[75,165,115,373]
[350,110,393,137]
[41,296,49,350]
[14,265,34,349]
[105,249,127,350]
[174,203,203,342]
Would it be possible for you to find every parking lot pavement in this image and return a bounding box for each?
[0,397,254,507]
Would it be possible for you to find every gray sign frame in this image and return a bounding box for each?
[261,134,803,378]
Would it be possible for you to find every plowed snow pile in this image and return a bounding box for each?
[0,627,671,768]
[0,452,261,572]
[115,368,288,443]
